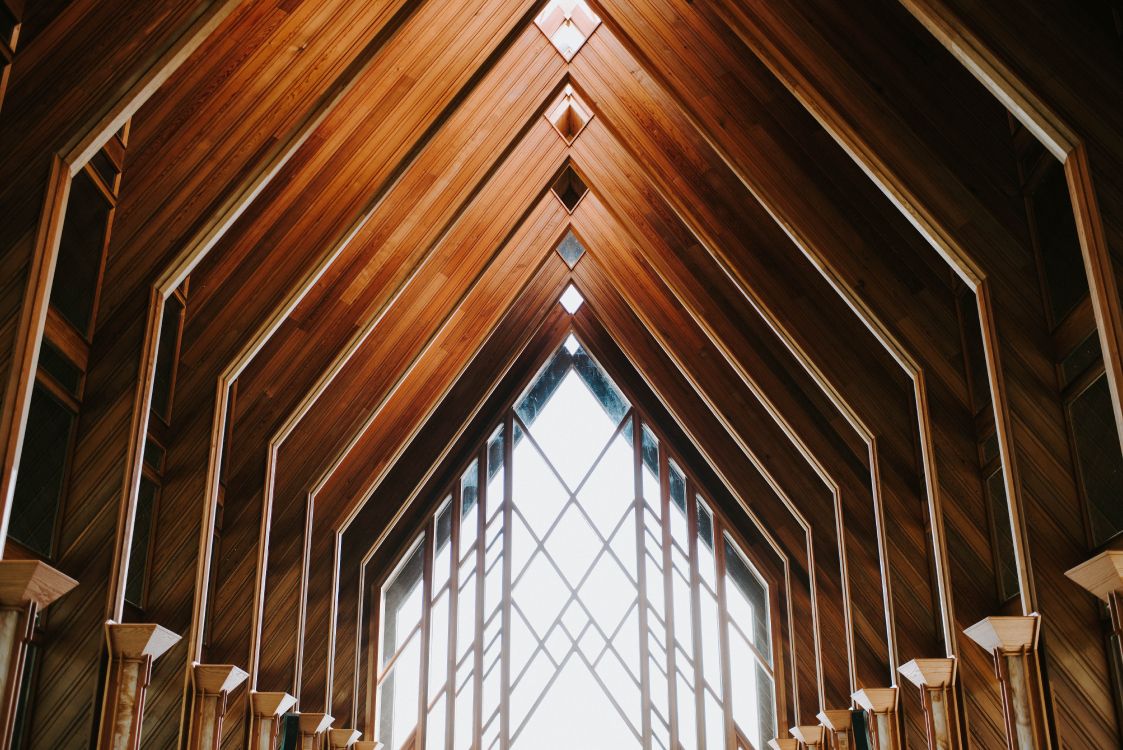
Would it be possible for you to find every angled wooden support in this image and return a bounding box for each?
[326,728,361,749]
[185,664,248,750]
[249,691,296,750]
[96,622,180,750]
[817,708,855,750]
[852,687,900,750]
[792,724,825,748]
[963,615,1050,750]
[1066,551,1123,672]
[898,658,961,750]
[297,712,333,750]
[0,560,76,750]
[768,738,799,750]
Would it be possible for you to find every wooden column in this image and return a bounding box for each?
[792,724,825,748]
[185,664,248,750]
[297,712,333,750]
[326,728,361,749]
[852,687,900,750]
[248,691,296,750]
[0,560,76,750]
[767,739,799,750]
[96,622,180,750]
[351,742,380,750]
[1065,551,1123,671]
[817,709,855,750]
[898,658,961,750]
[963,615,1050,750]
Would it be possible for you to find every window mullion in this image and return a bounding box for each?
[443,486,462,750]
[500,413,515,750]
[714,519,737,750]
[416,526,435,750]
[472,447,487,744]
[659,444,680,748]
[685,482,710,750]
[632,411,653,749]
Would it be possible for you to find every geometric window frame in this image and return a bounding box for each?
[372,333,779,750]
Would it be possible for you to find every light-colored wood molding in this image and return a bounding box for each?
[817,709,852,732]
[297,711,334,736]
[1065,551,1123,602]
[768,739,799,750]
[0,559,77,607]
[105,621,180,660]
[963,615,1039,654]
[191,663,247,696]
[248,691,296,750]
[326,728,362,749]
[897,657,955,688]
[792,724,825,746]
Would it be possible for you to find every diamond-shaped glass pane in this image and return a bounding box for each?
[578,555,634,635]
[559,284,584,314]
[555,229,586,268]
[514,552,568,637]
[535,0,601,62]
[512,435,569,537]
[579,426,633,536]
[543,504,600,586]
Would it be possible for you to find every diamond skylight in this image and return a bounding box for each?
[551,164,588,213]
[555,228,586,268]
[559,284,584,314]
[535,0,601,61]
[546,84,593,144]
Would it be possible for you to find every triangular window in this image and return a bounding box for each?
[374,336,778,750]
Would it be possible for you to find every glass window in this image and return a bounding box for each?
[50,170,111,336]
[10,384,76,557]
[375,336,777,750]
[1068,374,1123,544]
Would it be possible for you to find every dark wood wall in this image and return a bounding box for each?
[0,1,1120,748]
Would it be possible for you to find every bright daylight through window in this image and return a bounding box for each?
[375,336,777,750]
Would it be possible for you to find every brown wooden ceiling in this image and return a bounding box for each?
[2,0,1122,747]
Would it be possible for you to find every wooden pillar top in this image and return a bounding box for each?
[791,725,825,745]
[351,742,380,750]
[767,739,799,750]
[250,691,296,717]
[898,657,956,688]
[1066,551,1123,602]
[327,728,361,748]
[104,621,180,659]
[963,614,1040,653]
[191,663,248,695]
[0,559,77,608]
[817,708,853,731]
[851,687,898,713]
[297,712,333,736]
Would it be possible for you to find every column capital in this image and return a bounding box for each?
[251,691,296,717]
[327,729,362,749]
[0,559,77,608]
[1066,551,1123,602]
[817,708,852,731]
[352,742,380,750]
[298,712,334,736]
[192,663,248,695]
[898,657,956,688]
[767,740,799,750]
[791,724,825,745]
[104,621,180,659]
[963,614,1039,653]
[851,686,897,712]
